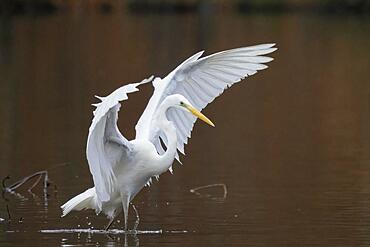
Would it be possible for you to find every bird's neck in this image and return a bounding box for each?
[160,121,177,166]
[153,102,178,174]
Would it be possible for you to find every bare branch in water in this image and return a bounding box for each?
[28,173,43,192]
[2,176,10,190]
[2,170,51,197]
[190,183,227,201]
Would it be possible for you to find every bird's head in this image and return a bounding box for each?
[171,94,215,127]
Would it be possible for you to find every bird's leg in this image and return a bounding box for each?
[131,203,140,231]
[105,209,122,231]
[121,195,130,231]
[105,217,115,231]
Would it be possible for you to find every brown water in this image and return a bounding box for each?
[0,9,370,247]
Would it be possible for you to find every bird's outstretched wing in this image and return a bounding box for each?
[87,76,153,209]
[135,44,276,168]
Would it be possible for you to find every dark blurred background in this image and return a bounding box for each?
[0,1,369,246]
[0,0,370,15]
[0,0,369,15]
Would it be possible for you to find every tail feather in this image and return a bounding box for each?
[61,188,97,217]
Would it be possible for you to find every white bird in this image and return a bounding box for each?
[61,44,277,230]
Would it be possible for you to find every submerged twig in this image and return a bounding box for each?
[28,173,43,192]
[3,204,21,224]
[2,176,10,190]
[1,162,69,197]
[6,204,11,220]
[190,183,228,201]
[2,170,51,197]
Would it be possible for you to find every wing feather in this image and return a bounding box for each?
[86,76,153,209]
[135,44,277,170]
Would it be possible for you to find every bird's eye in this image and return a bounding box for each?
[180,101,184,105]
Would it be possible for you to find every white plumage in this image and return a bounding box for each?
[61,44,277,230]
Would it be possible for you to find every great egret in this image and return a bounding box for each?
[61,44,277,230]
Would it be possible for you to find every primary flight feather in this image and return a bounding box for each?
[61,43,277,230]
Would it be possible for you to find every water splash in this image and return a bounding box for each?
[40,228,188,235]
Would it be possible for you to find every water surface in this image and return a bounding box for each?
[0,9,370,247]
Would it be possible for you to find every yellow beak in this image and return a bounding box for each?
[185,104,215,127]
